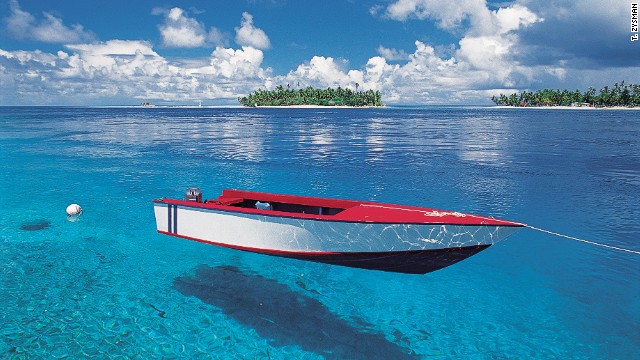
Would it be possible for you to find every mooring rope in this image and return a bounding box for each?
[525,225,640,255]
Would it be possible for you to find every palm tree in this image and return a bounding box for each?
[238,86,384,107]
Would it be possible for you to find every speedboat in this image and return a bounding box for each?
[153,188,523,274]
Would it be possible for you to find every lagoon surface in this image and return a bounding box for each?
[1,106,638,358]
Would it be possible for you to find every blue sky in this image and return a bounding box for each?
[1,0,638,105]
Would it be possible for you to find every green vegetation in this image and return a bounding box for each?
[491,81,640,107]
[238,85,383,107]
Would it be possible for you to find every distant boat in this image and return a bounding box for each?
[153,189,524,274]
[140,102,154,107]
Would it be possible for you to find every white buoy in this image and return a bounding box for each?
[66,203,82,221]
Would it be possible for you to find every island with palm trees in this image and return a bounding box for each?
[491,81,640,108]
[238,85,383,107]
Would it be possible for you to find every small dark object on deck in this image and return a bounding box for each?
[20,220,51,231]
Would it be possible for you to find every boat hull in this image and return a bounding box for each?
[154,201,520,274]
[275,245,492,274]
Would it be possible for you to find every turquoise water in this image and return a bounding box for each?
[1,106,638,359]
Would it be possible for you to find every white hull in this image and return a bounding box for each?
[154,203,519,253]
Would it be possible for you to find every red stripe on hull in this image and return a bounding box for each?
[158,230,491,274]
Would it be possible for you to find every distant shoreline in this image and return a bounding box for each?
[493,105,640,111]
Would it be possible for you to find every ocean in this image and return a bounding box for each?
[0,106,638,359]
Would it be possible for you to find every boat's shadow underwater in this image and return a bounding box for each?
[173,264,416,359]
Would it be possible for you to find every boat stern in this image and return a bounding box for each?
[153,199,173,234]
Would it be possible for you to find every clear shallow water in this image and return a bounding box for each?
[0,106,638,359]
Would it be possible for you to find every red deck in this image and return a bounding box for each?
[156,189,523,227]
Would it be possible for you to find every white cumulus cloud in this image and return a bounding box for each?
[155,7,231,48]
[4,0,95,44]
[382,0,489,31]
[66,40,159,56]
[273,0,546,103]
[381,0,542,36]
[207,46,267,79]
[158,7,207,48]
[377,46,410,61]
[58,40,170,81]
[0,39,274,105]
[494,5,541,34]
[367,0,548,100]
[235,12,271,50]
[283,56,359,89]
